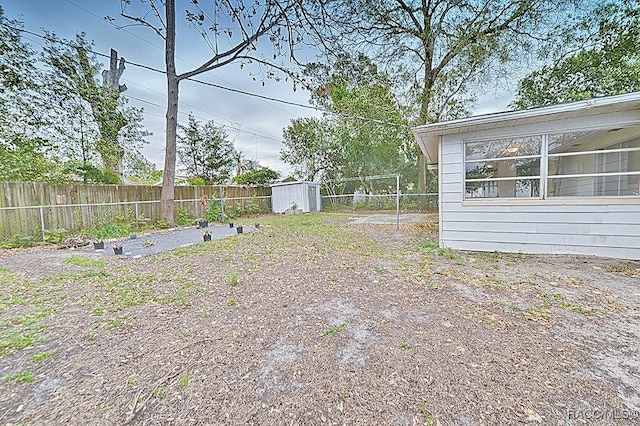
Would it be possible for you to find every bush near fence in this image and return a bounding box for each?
[0,182,271,243]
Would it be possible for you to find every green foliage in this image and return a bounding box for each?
[204,201,223,222]
[4,371,35,384]
[512,1,640,109]
[44,228,69,244]
[175,207,193,227]
[420,241,456,259]
[323,323,348,336]
[64,255,105,268]
[282,55,414,184]
[234,167,279,185]
[178,114,236,185]
[189,177,206,186]
[0,234,38,249]
[92,221,129,240]
[30,351,55,363]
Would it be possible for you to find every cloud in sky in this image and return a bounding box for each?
[4,0,322,176]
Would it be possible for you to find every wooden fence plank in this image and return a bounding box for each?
[0,182,272,239]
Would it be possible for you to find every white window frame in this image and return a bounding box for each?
[463,128,640,201]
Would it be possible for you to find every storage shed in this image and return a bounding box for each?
[271,181,322,214]
[412,92,640,260]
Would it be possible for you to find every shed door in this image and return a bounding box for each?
[308,186,317,212]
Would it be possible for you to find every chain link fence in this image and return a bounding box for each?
[321,192,438,212]
[0,195,271,244]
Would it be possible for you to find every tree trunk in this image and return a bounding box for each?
[417,152,426,194]
[417,72,433,194]
[161,0,178,225]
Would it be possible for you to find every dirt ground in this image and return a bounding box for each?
[0,213,639,425]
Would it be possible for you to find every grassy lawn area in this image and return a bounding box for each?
[0,213,638,424]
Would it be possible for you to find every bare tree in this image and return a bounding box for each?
[119,0,312,224]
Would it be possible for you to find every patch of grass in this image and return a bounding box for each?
[323,323,347,336]
[226,298,237,306]
[479,316,496,325]
[30,351,55,363]
[98,273,156,311]
[525,306,551,322]
[0,235,38,249]
[106,316,128,329]
[561,301,593,315]
[417,405,434,426]
[5,371,35,384]
[0,307,56,357]
[82,269,110,278]
[178,372,190,389]
[419,241,457,259]
[64,255,105,268]
[125,376,138,387]
[152,386,166,398]
[228,271,239,287]
[399,342,411,350]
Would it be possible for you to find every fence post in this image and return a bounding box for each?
[39,206,46,242]
[396,175,400,231]
[219,186,225,217]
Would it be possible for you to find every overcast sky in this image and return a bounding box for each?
[3,0,513,177]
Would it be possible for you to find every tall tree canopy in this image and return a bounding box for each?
[282,55,414,187]
[0,8,65,182]
[43,33,149,182]
[512,0,640,109]
[314,0,574,192]
[177,115,235,185]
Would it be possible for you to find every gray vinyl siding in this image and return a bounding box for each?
[439,131,640,260]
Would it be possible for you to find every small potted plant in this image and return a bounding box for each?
[254,222,260,229]
[113,243,124,255]
[198,219,209,228]
[229,222,234,228]
[236,225,243,234]
[93,230,105,250]
[203,229,212,241]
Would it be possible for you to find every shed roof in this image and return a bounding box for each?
[271,180,320,188]
[411,91,640,165]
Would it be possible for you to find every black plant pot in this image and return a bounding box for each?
[203,234,212,242]
[229,222,234,228]
[236,226,243,234]
[199,220,209,228]
[113,247,124,255]
[93,241,105,250]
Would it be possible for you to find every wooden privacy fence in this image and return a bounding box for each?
[0,182,271,240]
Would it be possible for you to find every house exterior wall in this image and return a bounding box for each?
[439,112,640,260]
[271,182,322,213]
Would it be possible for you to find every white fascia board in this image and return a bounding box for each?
[412,92,640,138]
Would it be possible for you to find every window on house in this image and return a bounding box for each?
[465,136,541,198]
[547,129,640,197]
[464,126,640,199]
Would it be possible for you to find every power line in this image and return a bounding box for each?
[126,94,282,142]
[62,0,301,118]
[5,23,410,129]
[121,77,283,142]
